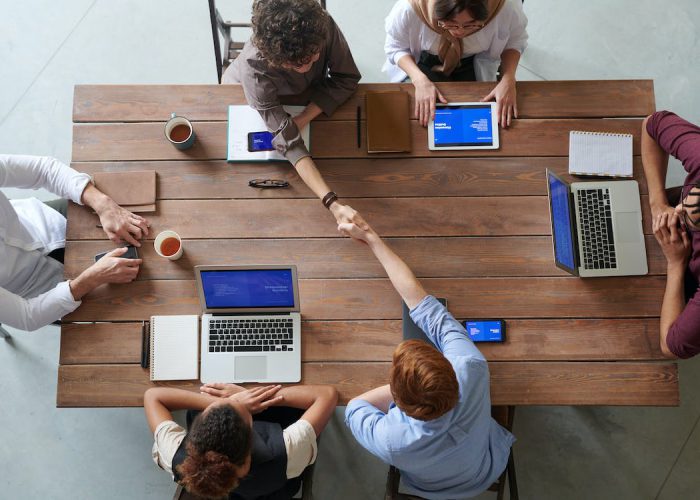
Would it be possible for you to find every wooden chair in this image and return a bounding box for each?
[385,406,518,500]
[208,0,328,83]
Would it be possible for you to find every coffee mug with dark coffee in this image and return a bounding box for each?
[165,113,196,150]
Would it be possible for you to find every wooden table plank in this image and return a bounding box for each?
[63,276,664,322]
[70,156,649,199]
[73,81,655,123]
[63,235,666,280]
[58,318,665,365]
[66,197,554,240]
[56,361,678,407]
[71,119,643,161]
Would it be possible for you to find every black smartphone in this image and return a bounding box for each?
[462,319,506,343]
[247,131,275,152]
[94,245,139,262]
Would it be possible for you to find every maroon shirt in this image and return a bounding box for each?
[647,111,700,358]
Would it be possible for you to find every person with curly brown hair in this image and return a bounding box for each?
[223,0,365,230]
[338,216,514,499]
[145,382,337,499]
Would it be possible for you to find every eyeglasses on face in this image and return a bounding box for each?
[437,20,484,31]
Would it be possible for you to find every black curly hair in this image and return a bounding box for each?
[176,405,252,499]
[434,0,488,21]
[251,0,330,67]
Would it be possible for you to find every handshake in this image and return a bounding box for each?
[330,205,378,245]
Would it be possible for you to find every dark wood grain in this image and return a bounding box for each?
[72,81,655,123]
[56,361,677,407]
[58,318,665,364]
[70,156,649,199]
[65,197,552,240]
[60,323,143,364]
[63,276,664,322]
[71,119,643,162]
[63,234,666,281]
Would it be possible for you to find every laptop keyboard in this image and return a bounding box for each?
[208,318,294,353]
[576,188,617,270]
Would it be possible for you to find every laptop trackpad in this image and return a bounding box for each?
[235,357,267,380]
[615,212,642,243]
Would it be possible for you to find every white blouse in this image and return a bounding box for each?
[383,0,528,82]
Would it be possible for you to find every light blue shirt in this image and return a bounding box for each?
[345,295,515,499]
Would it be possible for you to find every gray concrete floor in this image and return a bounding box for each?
[1,0,700,498]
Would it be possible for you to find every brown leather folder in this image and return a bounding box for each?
[93,170,156,213]
[366,90,412,153]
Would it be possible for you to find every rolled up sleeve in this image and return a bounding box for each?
[384,2,413,66]
[0,281,80,331]
[0,155,91,204]
[245,78,311,166]
[503,0,529,53]
[282,419,318,478]
[646,111,700,175]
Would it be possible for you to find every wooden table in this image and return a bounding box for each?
[58,80,678,407]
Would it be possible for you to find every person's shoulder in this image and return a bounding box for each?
[387,0,416,22]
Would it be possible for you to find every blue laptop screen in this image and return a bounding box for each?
[201,269,295,309]
[548,174,577,270]
[433,105,494,147]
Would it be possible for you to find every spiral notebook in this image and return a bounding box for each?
[568,130,633,178]
[149,315,199,381]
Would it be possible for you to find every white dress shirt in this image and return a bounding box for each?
[0,154,91,331]
[383,0,528,82]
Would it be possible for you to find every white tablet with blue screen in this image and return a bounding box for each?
[428,102,499,150]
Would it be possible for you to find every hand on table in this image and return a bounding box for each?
[96,198,150,247]
[653,212,691,265]
[70,247,142,300]
[651,203,676,223]
[330,202,369,230]
[413,76,447,127]
[201,383,284,414]
[481,76,518,128]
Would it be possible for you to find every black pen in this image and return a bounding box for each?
[141,320,149,368]
[356,106,361,148]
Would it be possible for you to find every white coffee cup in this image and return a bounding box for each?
[154,230,183,260]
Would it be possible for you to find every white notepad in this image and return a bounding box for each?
[568,130,633,177]
[227,105,310,162]
[149,315,199,381]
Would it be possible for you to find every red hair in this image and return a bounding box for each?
[390,340,459,421]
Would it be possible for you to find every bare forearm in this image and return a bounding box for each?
[80,183,112,214]
[366,234,427,309]
[499,49,520,79]
[642,117,670,210]
[294,156,333,200]
[144,388,218,432]
[274,385,338,436]
[68,269,99,300]
[660,263,686,357]
[397,54,429,84]
[350,384,393,414]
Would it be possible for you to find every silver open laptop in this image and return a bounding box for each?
[195,265,301,383]
[545,169,647,277]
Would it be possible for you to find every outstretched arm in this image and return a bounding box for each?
[338,222,427,309]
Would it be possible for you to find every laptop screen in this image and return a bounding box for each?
[200,268,296,309]
[547,172,577,271]
[433,104,494,147]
